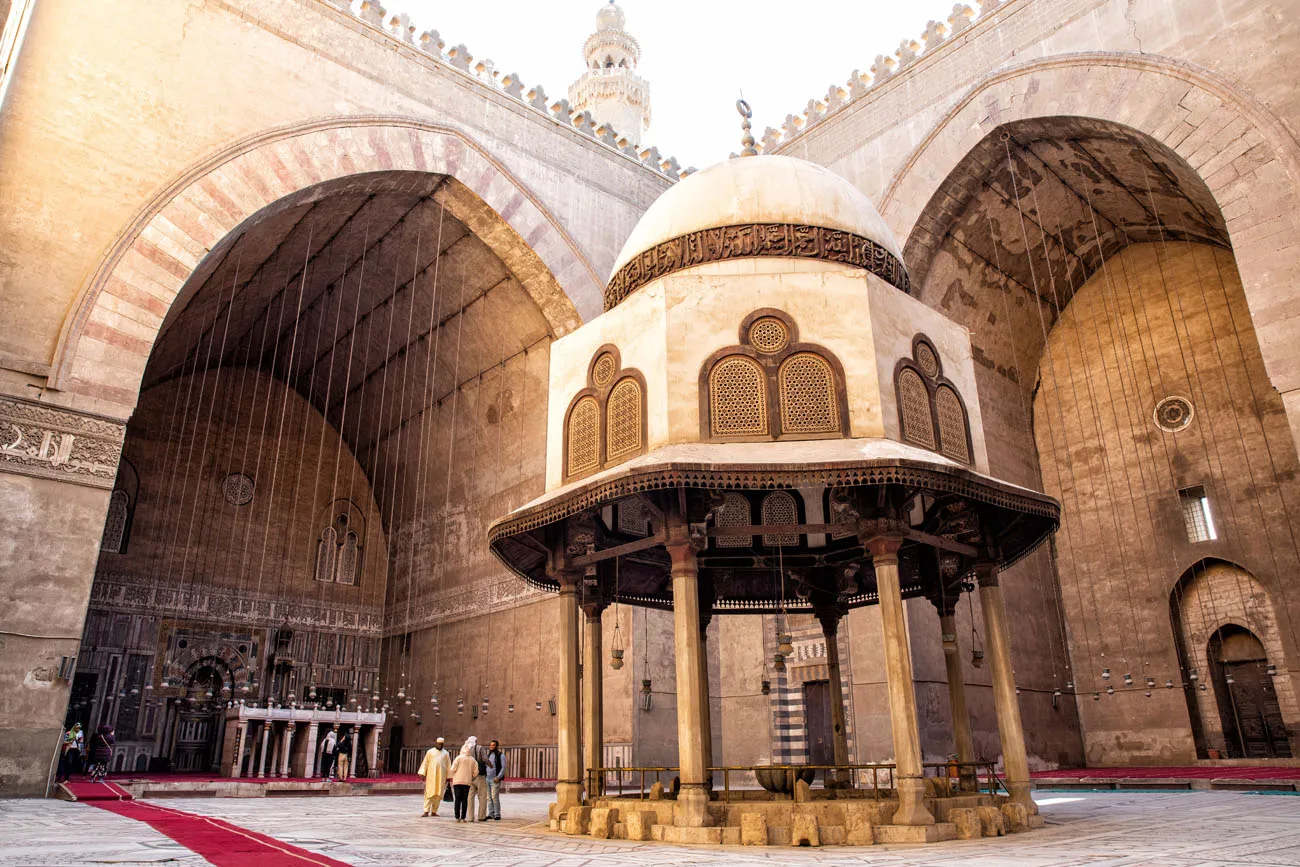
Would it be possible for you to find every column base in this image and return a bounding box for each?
[892,777,936,825]
[554,781,584,813]
[673,784,713,827]
[1006,780,1038,814]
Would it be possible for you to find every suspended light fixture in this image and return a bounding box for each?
[1166,680,1175,689]
[481,697,490,715]
[640,679,653,712]
[777,632,794,658]
[1065,681,1074,691]
[773,653,786,673]
[1225,672,1235,685]
[536,700,543,712]
[971,649,984,669]
[1102,668,1111,680]
[309,685,317,700]
[1106,686,1114,695]
[1122,673,1133,687]
[508,703,515,713]
[1267,664,1278,677]
[1093,692,1101,701]
[1145,677,1155,689]
[1188,669,1199,682]
[1144,689,1152,698]
[761,679,771,696]
[457,697,465,715]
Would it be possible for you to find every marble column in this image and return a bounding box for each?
[365,725,380,778]
[937,602,978,792]
[555,571,583,812]
[256,722,271,779]
[869,537,934,825]
[698,613,713,791]
[232,719,250,778]
[816,607,851,785]
[304,722,320,778]
[582,602,606,797]
[349,725,360,781]
[666,520,711,827]
[269,723,281,778]
[281,723,295,778]
[976,562,1035,812]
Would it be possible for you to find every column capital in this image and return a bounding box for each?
[862,531,904,562]
[551,568,583,590]
[974,561,1000,588]
[581,599,609,620]
[814,603,846,637]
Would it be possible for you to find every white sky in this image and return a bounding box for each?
[384,0,959,169]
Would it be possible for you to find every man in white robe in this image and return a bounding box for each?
[417,737,452,817]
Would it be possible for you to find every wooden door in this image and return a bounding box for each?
[804,680,833,766]
[1222,661,1291,758]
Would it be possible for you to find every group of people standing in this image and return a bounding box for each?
[417,736,506,822]
[318,724,355,781]
[55,723,116,784]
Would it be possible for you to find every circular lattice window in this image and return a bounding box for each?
[1153,396,1194,432]
[915,342,940,379]
[749,317,790,353]
[592,352,617,387]
[222,472,255,506]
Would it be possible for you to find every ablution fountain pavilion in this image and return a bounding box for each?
[488,107,1060,846]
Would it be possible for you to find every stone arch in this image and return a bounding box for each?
[51,118,600,413]
[884,52,1300,422]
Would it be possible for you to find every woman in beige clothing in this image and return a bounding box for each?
[449,742,478,823]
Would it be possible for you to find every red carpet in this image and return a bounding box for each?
[61,780,134,801]
[87,798,352,867]
[1032,765,1300,780]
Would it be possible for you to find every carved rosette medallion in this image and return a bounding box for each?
[604,222,911,310]
[0,397,125,489]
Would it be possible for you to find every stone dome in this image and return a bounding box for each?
[597,1,626,31]
[609,155,905,282]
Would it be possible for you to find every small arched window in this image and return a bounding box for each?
[101,489,131,554]
[316,525,338,584]
[935,385,971,464]
[895,336,972,465]
[606,378,643,461]
[761,491,799,547]
[778,352,839,434]
[714,492,753,549]
[897,368,935,449]
[709,356,768,437]
[336,530,360,585]
[566,396,601,477]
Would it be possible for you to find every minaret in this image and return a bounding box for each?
[568,2,651,147]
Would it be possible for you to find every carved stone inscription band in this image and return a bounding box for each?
[605,222,911,310]
[0,396,125,489]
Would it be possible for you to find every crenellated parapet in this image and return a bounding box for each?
[316,0,684,180]
[757,1,1007,155]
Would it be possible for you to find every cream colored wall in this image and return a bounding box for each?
[545,257,990,488]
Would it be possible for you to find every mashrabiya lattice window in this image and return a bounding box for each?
[605,377,643,461]
[761,491,799,547]
[567,396,601,476]
[935,385,970,464]
[779,352,839,434]
[100,489,130,554]
[709,355,768,437]
[897,368,935,449]
[714,492,753,548]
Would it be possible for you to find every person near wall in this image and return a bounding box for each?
[417,737,452,817]
[88,725,115,782]
[449,741,478,823]
[335,727,354,781]
[486,739,505,820]
[466,735,491,821]
[320,725,339,781]
[55,723,83,783]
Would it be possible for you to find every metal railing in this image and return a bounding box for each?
[583,760,1005,802]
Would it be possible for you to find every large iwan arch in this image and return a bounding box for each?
[51,119,601,414]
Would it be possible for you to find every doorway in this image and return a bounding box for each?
[803,680,833,767]
[1209,626,1291,758]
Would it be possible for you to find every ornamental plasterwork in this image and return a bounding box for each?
[605,223,911,310]
[90,574,383,635]
[0,397,125,489]
[385,572,547,635]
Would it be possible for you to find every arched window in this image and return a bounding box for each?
[606,378,643,461]
[562,347,647,481]
[566,396,601,477]
[315,525,338,584]
[701,310,849,441]
[709,356,768,437]
[336,530,359,585]
[761,491,799,547]
[897,368,935,448]
[778,353,839,434]
[101,489,130,554]
[935,385,971,464]
[894,336,972,465]
[714,492,753,549]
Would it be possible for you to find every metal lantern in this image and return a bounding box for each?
[640,679,653,712]
[1166,679,1174,689]
[1267,664,1278,677]
[1122,673,1133,687]
[1093,692,1101,701]
[482,697,490,714]
[777,632,794,657]
[1225,672,1235,685]
[397,688,406,700]
[1101,667,1111,680]
[610,648,625,670]
[761,679,771,696]
[1188,668,1199,682]
[1145,677,1155,689]
[536,700,543,712]
[971,649,984,669]
[508,703,515,713]
[1106,685,1114,695]
[773,653,786,673]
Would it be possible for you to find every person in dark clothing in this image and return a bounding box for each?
[486,740,505,820]
[88,725,114,782]
[335,729,354,781]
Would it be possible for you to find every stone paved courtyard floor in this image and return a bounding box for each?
[4,790,1300,866]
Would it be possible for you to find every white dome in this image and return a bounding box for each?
[610,155,904,279]
[597,2,626,31]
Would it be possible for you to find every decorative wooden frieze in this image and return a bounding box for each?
[604,223,910,310]
[0,396,125,489]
